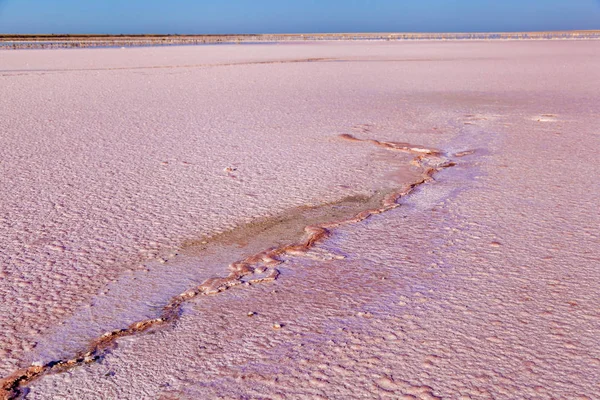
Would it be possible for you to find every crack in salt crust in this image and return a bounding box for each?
[0,134,454,400]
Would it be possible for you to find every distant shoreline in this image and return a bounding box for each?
[2,31,600,49]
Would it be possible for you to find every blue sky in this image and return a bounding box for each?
[0,0,599,34]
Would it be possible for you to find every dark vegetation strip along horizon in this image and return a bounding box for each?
[1,31,600,49]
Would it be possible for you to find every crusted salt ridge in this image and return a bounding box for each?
[0,134,454,400]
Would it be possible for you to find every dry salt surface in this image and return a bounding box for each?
[1,41,599,399]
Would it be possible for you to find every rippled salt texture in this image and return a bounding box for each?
[27,147,421,366]
[1,43,422,375]
[2,40,600,399]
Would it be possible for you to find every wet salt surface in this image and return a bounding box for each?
[1,41,599,398]
[27,253,222,366]
[27,160,422,366]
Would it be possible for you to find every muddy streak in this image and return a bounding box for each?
[0,58,334,76]
[181,192,395,259]
[0,134,454,400]
[0,58,500,77]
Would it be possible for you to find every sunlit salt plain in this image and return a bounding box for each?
[1,41,599,399]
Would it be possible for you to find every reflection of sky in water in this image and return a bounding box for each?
[27,250,230,365]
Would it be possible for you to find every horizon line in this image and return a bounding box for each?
[2,30,600,37]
